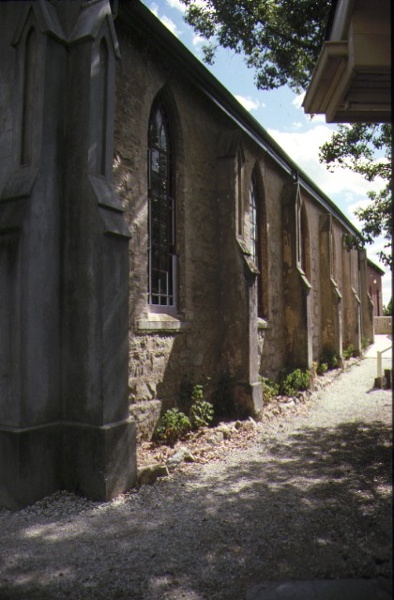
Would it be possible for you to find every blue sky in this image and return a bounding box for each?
[142,0,391,305]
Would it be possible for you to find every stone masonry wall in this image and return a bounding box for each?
[114,24,228,420]
[112,16,366,432]
[113,22,294,415]
[304,196,322,361]
[253,155,287,380]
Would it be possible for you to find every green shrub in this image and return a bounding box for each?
[261,377,279,403]
[190,384,204,402]
[320,350,339,370]
[343,344,355,360]
[190,399,214,430]
[316,362,328,375]
[280,368,310,396]
[189,384,214,429]
[361,336,371,350]
[383,298,392,316]
[154,409,191,446]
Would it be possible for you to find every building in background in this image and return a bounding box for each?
[303,0,391,122]
[367,260,385,317]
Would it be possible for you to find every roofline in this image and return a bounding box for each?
[118,0,362,238]
[367,258,385,276]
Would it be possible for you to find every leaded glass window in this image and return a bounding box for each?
[148,104,175,307]
[249,175,258,264]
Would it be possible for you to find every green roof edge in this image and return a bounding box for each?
[367,258,385,275]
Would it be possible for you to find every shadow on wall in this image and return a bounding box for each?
[154,321,225,416]
[155,331,192,412]
[0,418,391,599]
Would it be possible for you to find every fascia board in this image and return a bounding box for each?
[302,41,348,114]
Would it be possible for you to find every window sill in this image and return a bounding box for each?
[297,266,312,290]
[331,277,342,300]
[237,239,260,276]
[258,318,269,330]
[136,313,189,333]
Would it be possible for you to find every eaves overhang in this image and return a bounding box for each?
[303,0,391,123]
[118,0,363,239]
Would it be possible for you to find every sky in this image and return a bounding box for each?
[142,0,391,305]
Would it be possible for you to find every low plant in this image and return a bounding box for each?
[261,377,279,403]
[154,408,191,446]
[189,384,214,429]
[279,368,310,396]
[316,362,328,375]
[190,401,214,430]
[361,336,371,350]
[190,384,204,402]
[343,344,355,360]
[320,350,339,370]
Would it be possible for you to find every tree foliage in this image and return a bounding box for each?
[181,0,331,93]
[319,124,392,268]
[383,298,392,316]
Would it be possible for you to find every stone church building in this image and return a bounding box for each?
[0,0,374,509]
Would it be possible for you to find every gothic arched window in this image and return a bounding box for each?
[148,103,176,307]
[300,201,311,280]
[249,174,258,265]
[250,169,269,319]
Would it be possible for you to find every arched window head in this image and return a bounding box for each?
[249,169,269,319]
[295,185,310,280]
[148,102,176,307]
[150,106,168,153]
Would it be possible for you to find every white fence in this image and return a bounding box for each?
[374,316,392,334]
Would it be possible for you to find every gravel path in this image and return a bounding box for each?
[0,351,392,600]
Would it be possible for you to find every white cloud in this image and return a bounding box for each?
[148,3,181,36]
[344,191,355,203]
[267,125,378,199]
[235,95,263,112]
[381,275,392,305]
[192,34,204,46]
[166,0,187,12]
[292,121,303,130]
[308,113,327,123]
[292,92,305,110]
[161,15,181,36]
[368,237,390,259]
[291,91,328,123]
[149,2,159,16]
[346,199,371,227]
